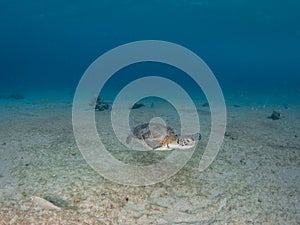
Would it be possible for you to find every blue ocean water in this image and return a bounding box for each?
[0,0,299,103]
[1,2,300,223]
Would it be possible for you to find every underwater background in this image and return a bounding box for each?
[1,0,299,101]
[1,1,300,224]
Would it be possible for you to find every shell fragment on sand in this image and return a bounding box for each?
[31,196,62,211]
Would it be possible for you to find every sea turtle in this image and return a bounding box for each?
[126,123,201,151]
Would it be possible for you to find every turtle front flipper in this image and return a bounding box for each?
[144,140,163,150]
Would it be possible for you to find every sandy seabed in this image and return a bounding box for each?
[0,96,299,225]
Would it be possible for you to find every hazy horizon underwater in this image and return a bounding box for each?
[0,1,299,224]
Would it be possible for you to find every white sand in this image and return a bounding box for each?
[0,96,299,224]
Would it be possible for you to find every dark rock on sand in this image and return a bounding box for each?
[95,96,110,111]
[131,103,145,109]
[202,102,209,107]
[8,93,25,99]
[268,111,281,120]
[225,131,238,140]
[0,93,25,100]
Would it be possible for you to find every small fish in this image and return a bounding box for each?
[31,196,62,211]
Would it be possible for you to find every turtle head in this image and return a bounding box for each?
[177,136,195,147]
[177,133,201,147]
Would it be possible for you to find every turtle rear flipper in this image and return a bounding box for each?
[126,135,133,144]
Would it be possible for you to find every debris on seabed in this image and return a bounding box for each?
[31,196,62,211]
[268,111,281,120]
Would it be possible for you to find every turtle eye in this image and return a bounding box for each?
[177,138,183,145]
